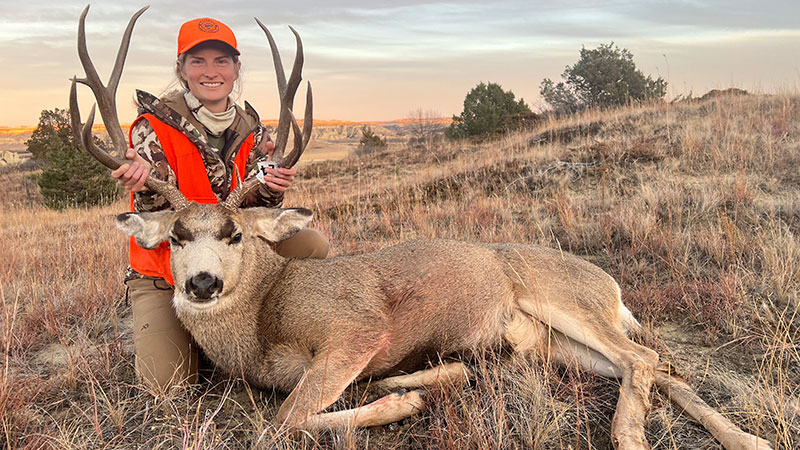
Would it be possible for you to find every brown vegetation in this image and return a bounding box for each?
[1,93,798,448]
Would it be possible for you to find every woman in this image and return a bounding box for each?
[111,17,328,390]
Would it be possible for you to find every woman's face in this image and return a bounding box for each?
[179,44,240,113]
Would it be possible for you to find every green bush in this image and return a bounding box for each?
[540,43,667,114]
[355,125,388,156]
[447,82,531,138]
[29,108,120,209]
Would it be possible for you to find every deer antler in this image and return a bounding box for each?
[70,5,188,210]
[223,22,313,209]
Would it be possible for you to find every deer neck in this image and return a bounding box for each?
[173,242,290,375]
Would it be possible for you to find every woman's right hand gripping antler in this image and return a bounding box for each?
[111,149,151,192]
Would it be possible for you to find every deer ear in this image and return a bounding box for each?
[116,211,175,249]
[247,207,313,242]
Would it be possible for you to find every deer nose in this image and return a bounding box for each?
[185,272,223,300]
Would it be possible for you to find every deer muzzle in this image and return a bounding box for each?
[185,271,224,301]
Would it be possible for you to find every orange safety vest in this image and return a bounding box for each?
[127,113,255,285]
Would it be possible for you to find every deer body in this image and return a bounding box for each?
[180,237,628,391]
[177,238,592,389]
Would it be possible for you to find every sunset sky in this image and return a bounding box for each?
[1,0,798,126]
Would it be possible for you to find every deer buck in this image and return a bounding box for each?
[70,6,772,450]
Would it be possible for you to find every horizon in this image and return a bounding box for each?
[0,117,454,136]
[2,1,798,127]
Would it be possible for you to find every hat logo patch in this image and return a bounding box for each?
[198,20,219,33]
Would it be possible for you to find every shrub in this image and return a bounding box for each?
[540,43,667,114]
[28,108,120,209]
[355,125,388,156]
[406,108,446,149]
[35,142,120,209]
[447,82,531,138]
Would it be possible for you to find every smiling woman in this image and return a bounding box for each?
[174,18,242,114]
[101,14,329,391]
[178,44,241,113]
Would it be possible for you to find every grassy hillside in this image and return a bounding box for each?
[1,92,797,449]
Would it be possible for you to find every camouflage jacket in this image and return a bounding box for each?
[131,89,283,211]
[126,90,282,282]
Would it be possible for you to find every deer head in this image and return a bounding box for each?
[116,205,313,308]
[70,5,314,308]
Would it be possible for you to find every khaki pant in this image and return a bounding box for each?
[129,228,329,391]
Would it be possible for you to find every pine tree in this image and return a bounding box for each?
[29,108,120,209]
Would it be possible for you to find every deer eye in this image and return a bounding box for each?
[229,233,242,244]
[169,236,183,247]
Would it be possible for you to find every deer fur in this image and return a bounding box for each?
[117,203,772,450]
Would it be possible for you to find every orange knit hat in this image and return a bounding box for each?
[177,17,239,56]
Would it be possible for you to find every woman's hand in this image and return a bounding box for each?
[264,137,294,192]
[262,166,296,192]
[111,149,151,192]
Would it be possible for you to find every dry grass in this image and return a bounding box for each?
[2,92,798,448]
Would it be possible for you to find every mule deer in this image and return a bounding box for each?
[71,6,772,450]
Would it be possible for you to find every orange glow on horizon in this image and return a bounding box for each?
[0,117,452,136]
[0,127,35,136]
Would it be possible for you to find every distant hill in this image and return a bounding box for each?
[0,129,29,153]
[0,118,451,155]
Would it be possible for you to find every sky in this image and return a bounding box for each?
[1,0,799,126]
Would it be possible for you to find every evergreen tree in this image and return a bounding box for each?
[447,82,531,138]
[540,43,667,114]
[28,108,120,209]
[25,108,74,160]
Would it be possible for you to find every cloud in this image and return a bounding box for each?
[1,0,798,124]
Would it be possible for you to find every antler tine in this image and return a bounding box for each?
[108,6,149,91]
[76,6,102,93]
[283,26,305,113]
[69,77,84,145]
[301,82,313,151]
[255,19,290,158]
[80,105,122,170]
[77,4,148,154]
[254,18,287,97]
[222,177,260,210]
[283,109,305,168]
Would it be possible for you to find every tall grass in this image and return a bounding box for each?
[1,92,797,448]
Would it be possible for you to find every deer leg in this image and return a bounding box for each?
[589,338,656,450]
[547,329,621,378]
[276,339,383,429]
[654,371,773,450]
[368,362,471,392]
[277,350,430,431]
[547,329,772,450]
[275,333,433,432]
[544,322,658,450]
[299,389,427,430]
[295,362,472,430]
[514,299,657,450]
